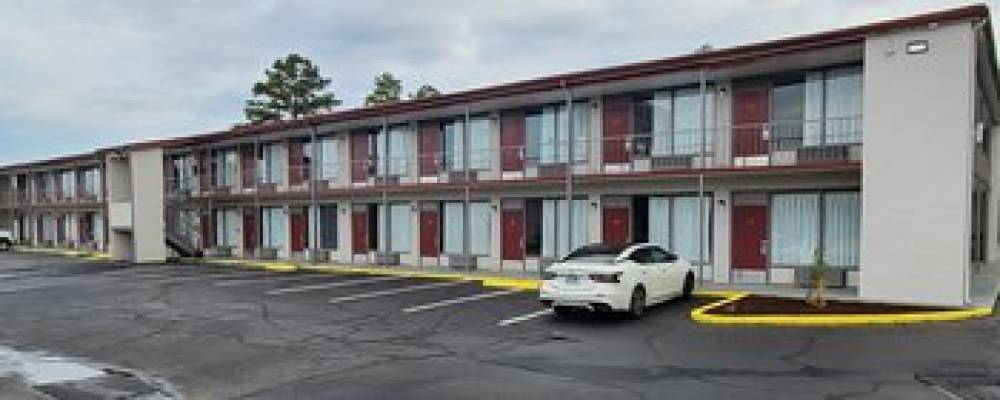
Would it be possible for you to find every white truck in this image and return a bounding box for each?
[0,230,11,251]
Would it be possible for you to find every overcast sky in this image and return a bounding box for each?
[0,0,995,165]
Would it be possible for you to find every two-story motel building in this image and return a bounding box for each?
[0,5,997,306]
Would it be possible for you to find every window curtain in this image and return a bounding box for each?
[770,194,819,265]
[61,172,73,198]
[824,66,863,144]
[673,88,715,155]
[444,122,465,171]
[823,192,861,267]
[651,92,673,156]
[525,113,542,161]
[803,72,825,146]
[215,210,227,247]
[443,202,464,254]
[571,104,590,163]
[672,197,712,263]
[469,202,492,255]
[261,144,285,184]
[387,127,413,176]
[540,107,559,164]
[542,199,589,258]
[648,197,671,251]
[386,204,412,253]
[262,207,287,250]
[555,105,591,163]
[468,118,492,170]
[319,138,340,180]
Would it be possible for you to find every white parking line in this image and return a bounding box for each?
[0,274,16,279]
[214,274,326,287]
[267,275,407,295]
[329,280,469,305]
[402,290,520,313]
[497,309,553,327]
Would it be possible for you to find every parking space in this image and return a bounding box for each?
[0,252,998,399]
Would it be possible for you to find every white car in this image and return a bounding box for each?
[539,243,695,318]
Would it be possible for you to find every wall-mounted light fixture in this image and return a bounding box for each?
[718,198,727,207]
[906,40,929,55]
[591,201,599,209]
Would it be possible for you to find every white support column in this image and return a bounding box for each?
[128,148,166,263]
[588,193,602,244]
[484,195,502,271]
[334,202,352,263]
[712,189,732,284]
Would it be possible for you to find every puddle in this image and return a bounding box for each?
[0,345,104,384]
[0,345,181,398]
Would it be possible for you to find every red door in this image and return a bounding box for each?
[732,88,770,157]
[501,209,524,260]
[732,205,768,269]
[290,208,308,252]
[243,209,257,253]
[602,96,632,164]
[351,210,368,254]
[419,210,440,257]
[418,123,441,176]
[602,207,630,245]
[500,112,525,171]
[201,213,214,248]
[288,141,304,186]
[350,132,369,183]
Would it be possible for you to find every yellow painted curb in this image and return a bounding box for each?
[15,247,111,262]
[690,292,994,326]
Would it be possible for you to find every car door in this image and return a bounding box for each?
[649,247,682,296]
[627,247,659,296]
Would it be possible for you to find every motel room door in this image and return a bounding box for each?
[419,205,440,258]
[731,194,768,272]
[732,87,770,158]
[351,208,368,254]
[501,201,525,261]
[602,208,631,246]
[500,112,526,172]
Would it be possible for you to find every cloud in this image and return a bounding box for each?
[0,0,992,165]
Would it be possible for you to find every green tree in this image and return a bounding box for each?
[409,84,441,100]
[364,72,403,106]
[244,54,340,124]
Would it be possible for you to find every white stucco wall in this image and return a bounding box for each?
[130,148,167,263]
[860,21,976,306]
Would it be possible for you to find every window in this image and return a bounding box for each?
[541,198,590,258]
[648,196,712,263]
[258,143,285,184]
[319,205,337,249]
[648,247,678,263]
[387,203,412,253]
[378,126,413,176]
[628,247,653,264]
[772,81,805,150]
[799,66,863,146]
[527,104,590,164]
[823,192,860,267]
[468,118,492,170]
[441,202,492,256]
[770,194,820,265]
[171,154,196,191]
[261,207,287,253]
[214,209,240,248]
[562,243,625,263]
[82,168,100,197]
[318,137,341,180]
[60,171,75,199]
[524,199,543,257]
[640,89,715,156]
[214,149,237,188]
[443,121,464,171]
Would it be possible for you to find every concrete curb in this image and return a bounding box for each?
[14,246,111,261]
[690,291,994,326]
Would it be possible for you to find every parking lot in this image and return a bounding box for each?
[0,252,998,399]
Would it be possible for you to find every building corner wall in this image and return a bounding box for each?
[130,148,167,263]
[860,21,976,306]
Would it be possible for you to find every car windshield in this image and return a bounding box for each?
[560,244,627,263]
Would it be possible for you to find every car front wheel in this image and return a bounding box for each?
[628,286,646,319]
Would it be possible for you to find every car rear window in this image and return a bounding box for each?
[561,244,627,263]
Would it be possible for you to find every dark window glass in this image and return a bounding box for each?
[628,247,653,264]
[525,199,542,257]
[320,205,337,249]
[771,82,805,150]
[367,204,378,250]
[525,112,542,161]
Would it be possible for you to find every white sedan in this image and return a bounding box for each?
[539,243,695,318]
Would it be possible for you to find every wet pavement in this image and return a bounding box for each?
[0,252,998,399]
